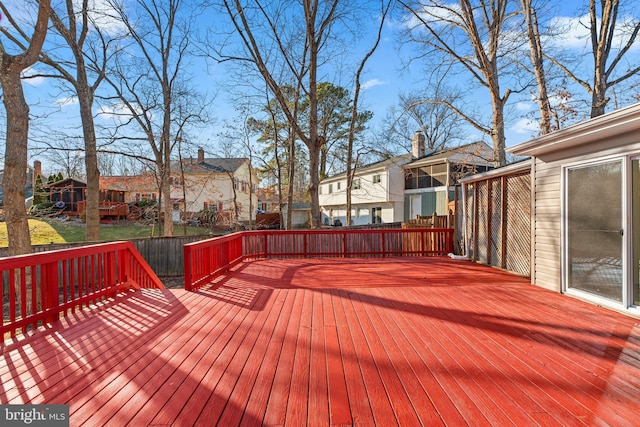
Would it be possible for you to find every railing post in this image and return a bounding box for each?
[42,261,60,323]
[304,233,308,258]
[183,245,192,291]
[343,231,348,258]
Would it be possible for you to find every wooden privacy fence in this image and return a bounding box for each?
[184,228,454,291]
[0,234,213,277]
[1,241,164,340]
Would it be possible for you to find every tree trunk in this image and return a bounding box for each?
[522,0,552,134]
[286,134,295,230]
[1,72,32,256]
[490,92,507,167]
[78,87,101,241]
[0,0,50,255]
[161,168,173,236]
[308,145,322,228]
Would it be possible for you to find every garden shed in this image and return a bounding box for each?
[509,102,640,315]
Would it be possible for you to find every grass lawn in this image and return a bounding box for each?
[0,218,215,247]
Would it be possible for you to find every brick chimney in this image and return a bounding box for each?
[197,147,205,163]
[33,160,43,180]
[411,130,425,159]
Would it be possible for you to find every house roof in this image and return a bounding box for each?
[173,158,248,174]
[404,141,494,167]
[100,175,158,192]
[256,187,280,203]
[508,102,640,157]
[321,153,413,183]
[321,142,495,185]
[459,158,531,184]
[45,177,87,188]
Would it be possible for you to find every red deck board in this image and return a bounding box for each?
[2,257,640,426]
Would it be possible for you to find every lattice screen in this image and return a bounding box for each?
[488,178,503,267]
[476,181,489,264]
[465,184,474,258]
[464,169,531,276]
[505,173,531,276]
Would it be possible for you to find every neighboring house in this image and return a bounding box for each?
[101,149,259,224]
[318,131,494,226]
[256,187,281,213]
[46,177,128,219]
[171,149,258,223]
[281,202,311,229]
[0,162,36,206]
[403,138,494,220]
[99,175,160,204]
[319,152,411,226]
[464,102,640,316]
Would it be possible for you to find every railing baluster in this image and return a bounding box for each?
[1,242,163,339]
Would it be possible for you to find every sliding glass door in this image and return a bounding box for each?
[566,160,623,302]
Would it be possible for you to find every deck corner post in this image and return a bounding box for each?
[184,245,192,291]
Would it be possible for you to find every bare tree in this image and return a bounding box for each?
[102,0,196,236]
[345,0,391,226]
[32,0,118,241]
[547,0,640,117]
[214,0,357,228]
[0,0,50,255]
[400,0,524,166]
[384,83,467,153]
[521,0,553,133]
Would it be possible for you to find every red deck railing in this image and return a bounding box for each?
[1,241,165,340]
[183,228,454,291]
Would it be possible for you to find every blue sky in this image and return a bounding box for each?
[2,1,640,174]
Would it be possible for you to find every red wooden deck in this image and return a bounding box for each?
[1,257,639,426]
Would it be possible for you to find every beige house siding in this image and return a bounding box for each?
[529,129,640,294]
[532,157,562,291]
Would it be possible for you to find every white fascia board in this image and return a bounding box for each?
[459,159,531,184]
[508,103,640,157]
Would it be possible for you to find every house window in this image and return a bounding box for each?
[372,207,382,224]
[328,184,333,194]
[319,186,322,195]
[373,174,381,184]
[337,182,341,190]
[405,163,449,189]
[353,178,361,190]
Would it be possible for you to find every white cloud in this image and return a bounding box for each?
[516,101,534,111]
[54,96,79,108]
[509,118,539,135]
[73,0,128,36]
[97,102,141,121]
[547,14,640,51]
[361,78,386,91]
[21,66,46,86]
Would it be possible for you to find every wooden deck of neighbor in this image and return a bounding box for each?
[2,257,640,426]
